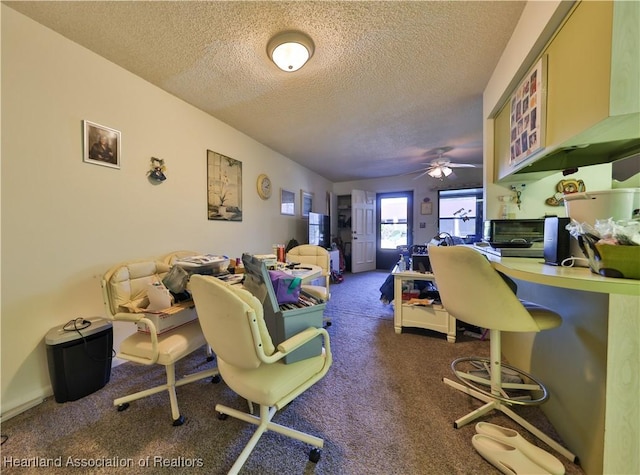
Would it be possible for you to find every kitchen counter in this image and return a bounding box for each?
[476,250,639,475]
[483,253,639,296]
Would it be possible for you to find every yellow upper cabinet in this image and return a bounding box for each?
[610,0,640,117]
[545,1,612,148]
[496,1,639,182]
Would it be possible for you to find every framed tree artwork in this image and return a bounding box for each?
[207,150,242,221]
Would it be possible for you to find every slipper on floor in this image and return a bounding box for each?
[475,422,565,475]
[472,434,551,475]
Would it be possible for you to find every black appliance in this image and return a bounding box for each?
[544,217,572,266]
[480,219,545,257]
[45,318,113,403]
[412,254,431,273]
[483,219,545,246]
[308,212,331,249]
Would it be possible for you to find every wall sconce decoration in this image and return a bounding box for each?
[147,157,167,184]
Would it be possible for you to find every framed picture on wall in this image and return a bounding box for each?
[301,190,313,217]
[83,120,121,169]
[281,189,295,216]
[421,201,433,215]
[207,150,243,221]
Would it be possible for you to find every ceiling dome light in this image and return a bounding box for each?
[267,31,314,72]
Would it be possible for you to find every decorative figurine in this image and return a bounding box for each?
[545,178,585,206]
[147,157,167,183]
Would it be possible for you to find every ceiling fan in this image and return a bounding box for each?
[412,147,477,180]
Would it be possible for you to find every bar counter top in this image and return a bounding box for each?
[481,253,639,296]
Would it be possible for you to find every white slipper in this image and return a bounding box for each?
[475,422,565,475]
[472,434,550,474]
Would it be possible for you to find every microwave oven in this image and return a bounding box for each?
[482,219,545,245]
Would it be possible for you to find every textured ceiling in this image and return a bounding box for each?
[5,1,526,183]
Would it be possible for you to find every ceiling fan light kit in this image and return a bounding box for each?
[411,147,477,180]
[267,31,314,72]
[428,166,453,179]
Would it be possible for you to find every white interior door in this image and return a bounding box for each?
[351,189,376,273]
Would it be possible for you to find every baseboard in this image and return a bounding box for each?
[0,396,47,423]
[1,359,125,424]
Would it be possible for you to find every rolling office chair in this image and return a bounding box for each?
[101,259,219,426]
[428,245,576,462]
[286,244,331,325]
[190,274,332,475]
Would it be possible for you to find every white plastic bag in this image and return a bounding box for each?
[147,282,173,311]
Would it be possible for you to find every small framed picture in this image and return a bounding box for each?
[421,202,433,215]
[301,190,313,217]
[83,120,121,169]
[281,189,295,216]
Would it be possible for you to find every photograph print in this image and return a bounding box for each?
[509,56,546,165]
[83,120,121,169]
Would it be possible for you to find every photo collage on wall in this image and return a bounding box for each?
[510,57,546,165]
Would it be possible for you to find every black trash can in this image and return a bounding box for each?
[45,317,113,403]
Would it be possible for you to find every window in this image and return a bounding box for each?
[438,188,483,242]
[379,196,408,249]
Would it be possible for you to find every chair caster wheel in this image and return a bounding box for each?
[117,403,130,412]
[212,374,221,384]
[309,448,321,463]
[217,412,228,420]
[172,415,186,426]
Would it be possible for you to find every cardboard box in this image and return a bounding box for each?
[136,300,198,334]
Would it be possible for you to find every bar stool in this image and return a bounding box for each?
[428,245,576,463]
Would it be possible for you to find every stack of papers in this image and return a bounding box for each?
[176,254,226,265]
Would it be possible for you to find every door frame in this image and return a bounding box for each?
[376,191,414,270]
[351,189,377,273]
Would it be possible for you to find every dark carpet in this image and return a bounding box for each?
[0,270,584,474]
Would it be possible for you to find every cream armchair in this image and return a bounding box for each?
[190,274,332,474]
[101,259,219,426]
[286,245,331,301]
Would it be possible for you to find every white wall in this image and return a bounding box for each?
[0,6,331,417]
